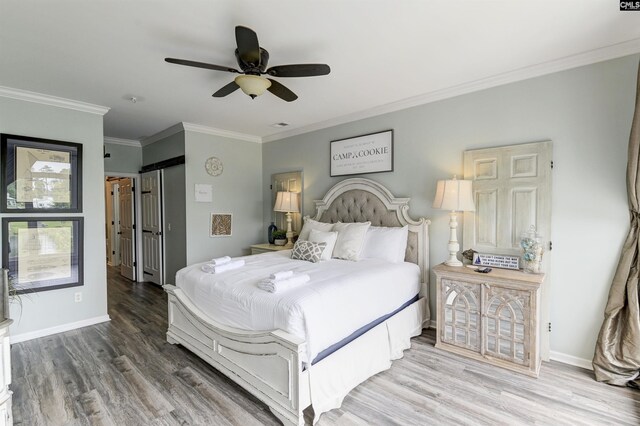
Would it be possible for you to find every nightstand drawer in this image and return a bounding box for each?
[250,244,290,255]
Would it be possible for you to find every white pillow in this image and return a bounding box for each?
[299,218,335,241]
[361,225,409,263]
[308,229,338,261]
[331,222,371,261]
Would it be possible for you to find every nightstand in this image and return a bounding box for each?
[433,263,544,377]
[250,243,291,255]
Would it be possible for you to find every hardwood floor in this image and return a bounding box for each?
[11,267,640,425]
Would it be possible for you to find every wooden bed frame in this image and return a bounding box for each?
[164,178,430,425]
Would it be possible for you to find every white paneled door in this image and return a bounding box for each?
[142,170,163,285]
[463,141,552,359]
[119,178,136,281]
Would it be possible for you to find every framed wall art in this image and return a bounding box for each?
[210,213,232,237]
[0,133,82,213]
[2,217,84,293]
[330,129,393,177]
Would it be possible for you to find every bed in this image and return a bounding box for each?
[164,178,430,425]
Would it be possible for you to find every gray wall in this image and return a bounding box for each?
[262,55,638,363]
[143,132,185,164]
[104,142,142,174]
[162,164,186,283]
[0,96,108,336]
[142,132,187,283]
[184,131,263,263]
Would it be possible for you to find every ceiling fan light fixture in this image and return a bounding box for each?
[235,75,271,98]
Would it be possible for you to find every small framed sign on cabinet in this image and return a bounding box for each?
[472,253,520,270]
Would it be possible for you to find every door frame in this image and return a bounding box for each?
[104,172,143,281]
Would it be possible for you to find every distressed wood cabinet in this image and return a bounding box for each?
[433,264,544,377]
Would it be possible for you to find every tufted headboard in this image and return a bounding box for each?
[307,178,430,299]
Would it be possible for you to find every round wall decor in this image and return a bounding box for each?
[205,156,223,176]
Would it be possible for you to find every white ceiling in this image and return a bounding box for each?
[1,1,639,142]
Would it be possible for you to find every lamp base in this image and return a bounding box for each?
[285,212,295,247]
[445,211,463,267]
[444,258,463,267]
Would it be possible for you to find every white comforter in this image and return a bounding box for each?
[175,250,420,364]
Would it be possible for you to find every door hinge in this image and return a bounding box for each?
[133,261,136,267]
[111,221,114,225]
[270,184,273,190]
[132,224,136,230]
[549,241,553,251]
[132,186,135,191]
[548,322,552,333]
[551,160,554,169]
[112,250,115,255]
[111,191,114,195]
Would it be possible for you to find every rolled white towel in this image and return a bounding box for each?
[201,259,245,274]
[210,256,231,265]
[269,270,294,281]
[258,273,310,293]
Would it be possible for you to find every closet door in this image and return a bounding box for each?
[463,141,552,359]
[141,170,163,285]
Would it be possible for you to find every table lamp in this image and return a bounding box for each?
[273,191,300,247]
[432,176,475,266]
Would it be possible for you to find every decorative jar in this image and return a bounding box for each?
[520,225,543,274]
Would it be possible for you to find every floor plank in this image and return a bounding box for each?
[11,266,640,425]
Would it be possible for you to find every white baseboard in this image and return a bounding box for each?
[428,319,592,371]
[549,351,593,371]
[10,315,111,344]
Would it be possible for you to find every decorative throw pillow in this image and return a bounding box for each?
[331,222,371,261]
[361,225,409,263]
[308,229,339,261]
[291,240,327,263]
[298,218,335,241]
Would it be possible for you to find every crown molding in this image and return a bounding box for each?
[263,37,640,143]
[0,86,110,115]
[140,123,184,147]
[182,122,262,143]
[104,137,141,147]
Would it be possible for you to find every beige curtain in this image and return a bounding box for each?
[593,60,640,386]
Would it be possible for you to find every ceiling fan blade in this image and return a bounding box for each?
[266,64,330,77]
[267,79,298,102]
[165,58,239,73]
[235,26,261,66]
[212,81,240,97]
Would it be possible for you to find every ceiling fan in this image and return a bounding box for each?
[165,26,330,102]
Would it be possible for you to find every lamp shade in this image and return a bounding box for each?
[274,191,300,213]
[432,178,475,212]
[235,75,272,97]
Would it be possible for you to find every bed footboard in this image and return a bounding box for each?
[164,285,309,426]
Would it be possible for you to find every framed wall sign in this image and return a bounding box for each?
[330,130,393,177]
[210,213,232,237]
[2,217,84,293]
[0,133,83,213]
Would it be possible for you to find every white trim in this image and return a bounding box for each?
[10,315,111,344]
[182,122,262,143]
[104,137,141,147]
[140,123,184,147]
[0,86,110,115]
[549,350,593,371]
[142,122,261,147]
[262,37,640,143]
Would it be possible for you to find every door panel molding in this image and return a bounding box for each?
[464,141,552,360]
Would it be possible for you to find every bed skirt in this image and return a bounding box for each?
[164,284,427,425]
